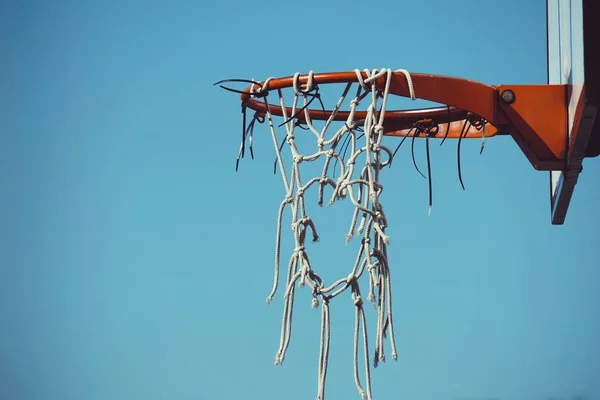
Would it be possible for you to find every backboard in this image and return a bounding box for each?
[547,0,599,224]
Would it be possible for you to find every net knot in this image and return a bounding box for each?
[293,245,305,255]
[294,155,303,164]
[311,286,322,308]
[292,216,309,229]
[346,272,358,284]
[353,295,363,306]
[311,297,319,308]
[317,138,325,148]
[374,124,384,136]
[284,195,293,204]
[339,186,348,199]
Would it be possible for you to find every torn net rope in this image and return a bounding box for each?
[252,68,415,400]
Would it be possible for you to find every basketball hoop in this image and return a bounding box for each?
[215,68,570,400]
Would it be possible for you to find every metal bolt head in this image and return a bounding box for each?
[501,89,516,104]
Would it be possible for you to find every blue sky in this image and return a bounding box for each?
[1,1,599,399]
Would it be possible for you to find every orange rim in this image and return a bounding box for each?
[239,71,499,139]
[226,71,568,170]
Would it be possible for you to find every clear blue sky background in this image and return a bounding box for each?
[1,1,599,399]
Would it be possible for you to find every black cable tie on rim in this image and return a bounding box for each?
[407,122,435,180]
[235,108,264,172]
[294,120,311,130]
[466,113,487,155]
[391,126,416,160]
[241,104,247,159]
[214,78,263,86]
[332,131,353,178]
[414,119,439,137]
[214,78,269,98]
[298,81,327,119]
[440,105,452,147]
[278,86,327,127]
[425,134,433,216]
[235,104,247,172]
[411,133,426,179]
[273,135,287,175]
[247,112,264,160]
[416,119,438,215]
[457,118,473,190]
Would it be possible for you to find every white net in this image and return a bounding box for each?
[239,68,416,400]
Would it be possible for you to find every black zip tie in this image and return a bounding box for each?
[214,78,263,86]
[278,87,326,127]
[215,78,269,172]
[338,124,364,167]
[235,105,247,172]
[457,119,472,190]
[316,93,327,120]
[241,105,247,159]
[236,109,264,171]
[415,119,438,215]
[480,128,486,155]
[468,115,487,155]
[439,105,452,147]
[391,126,416,159]
[333,131,353,178]
[213,78,269,98]
[294,121,311,131]
[425,134,433,215]
[247,112,264,160]
[273,134,287,175]
[411,132,426,179]
[248,133,254,159]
